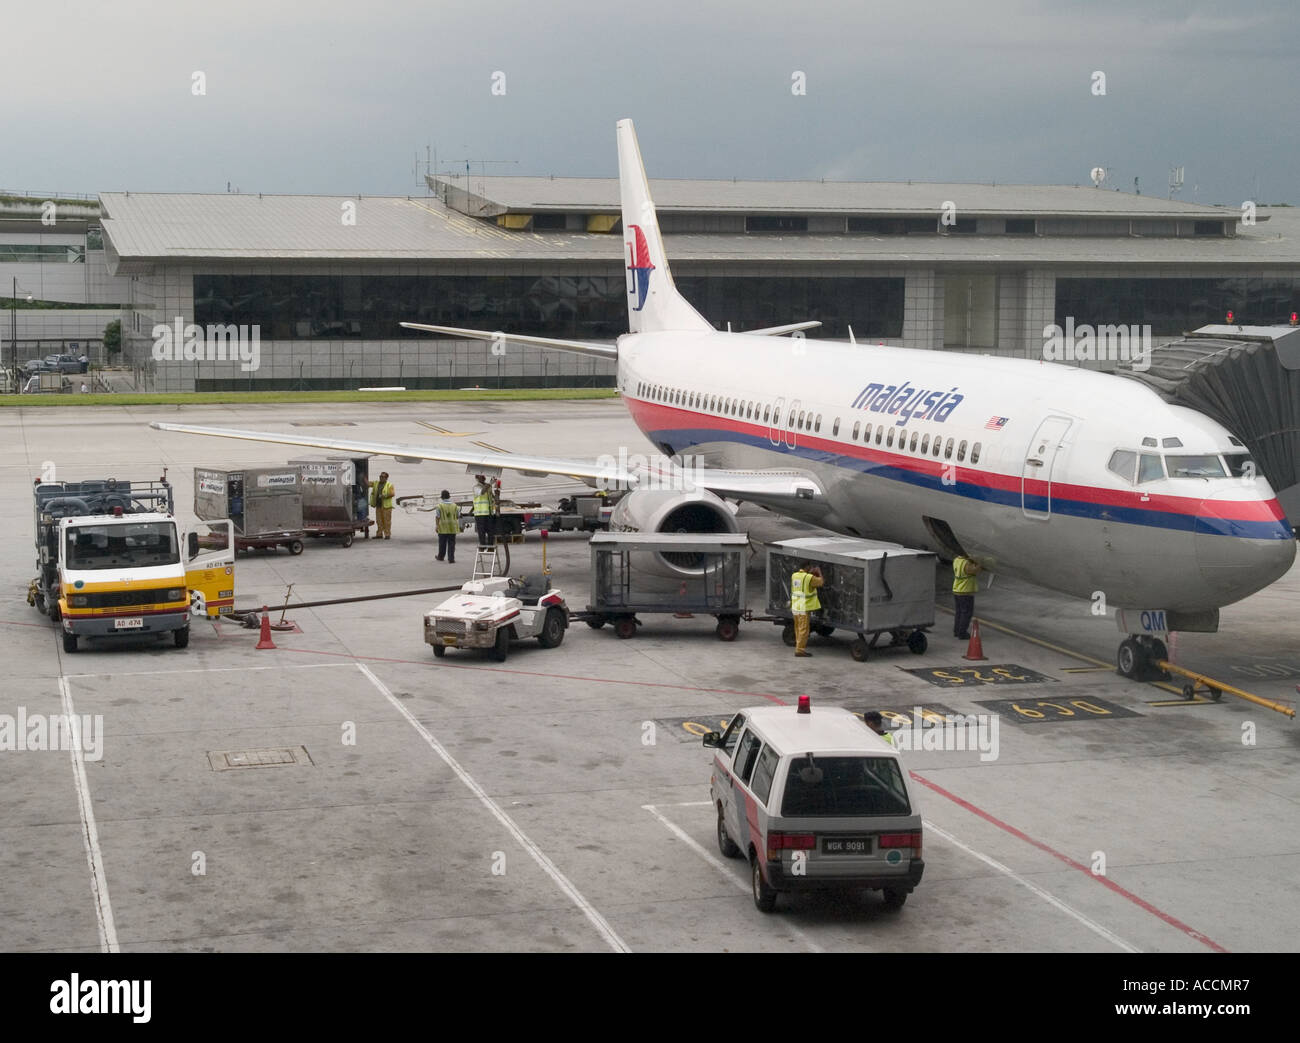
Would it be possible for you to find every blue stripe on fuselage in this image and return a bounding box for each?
[647,423,1293,541]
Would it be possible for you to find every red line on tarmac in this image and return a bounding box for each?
[908,773,1229,953]
[1,619,55,629]
[270,643,788,703]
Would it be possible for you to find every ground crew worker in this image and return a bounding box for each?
[369,471,395,539]
[863,710,895,745]
[472,474,494,548]
[434,489,459,563]
[790,562,824,658]
[952,553,982,640]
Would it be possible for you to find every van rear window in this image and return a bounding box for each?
[780,756,910,817]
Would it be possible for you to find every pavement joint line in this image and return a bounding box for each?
[911,772,1230,952]
[641,804,825,953]
[270,642,791,701]
[355,661,630,953]
[58,676,118,953]
[921,820,1140,952]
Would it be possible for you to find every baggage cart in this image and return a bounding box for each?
[767,537,936,661]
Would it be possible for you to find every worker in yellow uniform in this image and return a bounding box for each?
[790,562,824,658]
[863,710,895,745]
[434,489,459,564]
[369,471,395,539]
[952,553,982,640]
[472,474,495,548]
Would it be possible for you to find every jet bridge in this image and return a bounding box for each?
[1119,324,1300,530]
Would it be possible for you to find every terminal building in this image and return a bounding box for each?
[4,173,1300,391]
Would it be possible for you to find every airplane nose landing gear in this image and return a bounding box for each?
[1117,634,1169,681]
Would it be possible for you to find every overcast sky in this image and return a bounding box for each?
[3,0,1295,206]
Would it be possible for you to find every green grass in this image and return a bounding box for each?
[0,387,619,407]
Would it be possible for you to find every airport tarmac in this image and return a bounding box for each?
[2,398,1298,953]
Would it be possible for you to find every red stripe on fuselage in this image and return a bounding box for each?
[624,395,1285,524]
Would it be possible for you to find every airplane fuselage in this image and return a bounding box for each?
[618,331,1295,614]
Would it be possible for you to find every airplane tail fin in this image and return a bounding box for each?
[617,119,712,334]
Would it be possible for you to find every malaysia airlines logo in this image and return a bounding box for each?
[626,225,655,311]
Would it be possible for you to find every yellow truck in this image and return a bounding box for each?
[30,476,235,652]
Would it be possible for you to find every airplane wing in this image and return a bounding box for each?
[149,422,824,505]
[743,321,822,337]
[398,323,618,361]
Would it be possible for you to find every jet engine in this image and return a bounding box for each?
[607,488,739,576]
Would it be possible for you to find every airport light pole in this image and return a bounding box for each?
[10,278,33,393]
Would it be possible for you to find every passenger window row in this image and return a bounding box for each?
[635,381,981,466]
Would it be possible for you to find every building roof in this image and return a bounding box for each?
[97,191,1300,271]
[432,174,1241,219]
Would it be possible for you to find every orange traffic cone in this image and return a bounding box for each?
[962,619,987,661]
[256,606,277,650]
[674,580,694,618]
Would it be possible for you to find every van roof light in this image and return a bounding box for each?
[797,695,811,713]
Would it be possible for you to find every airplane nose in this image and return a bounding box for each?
[1194,499,1296,600]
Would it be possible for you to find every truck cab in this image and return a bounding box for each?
[31,478,234,652]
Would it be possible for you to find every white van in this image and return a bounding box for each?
[703,698,924,912]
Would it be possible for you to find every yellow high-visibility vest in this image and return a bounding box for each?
[369,481,394,509]
[791,571,821,613]
[435,500,459,534]
[953,556,978,595]
[472,487,492,517]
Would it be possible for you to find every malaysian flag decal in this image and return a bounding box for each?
[985,416,1009,431]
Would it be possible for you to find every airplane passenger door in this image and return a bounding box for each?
[769,397,785,447]
[1021,416,1072,520]
[785,398,800,450]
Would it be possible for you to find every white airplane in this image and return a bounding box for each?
[153,119,1296,679]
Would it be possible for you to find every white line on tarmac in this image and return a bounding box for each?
[641,804,825,954]
[355,662,629,953]
[923,820,1140,953]
[59,677,119,953]
[62,662,353,680]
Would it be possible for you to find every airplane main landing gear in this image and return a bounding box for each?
[1117,634,1169,681]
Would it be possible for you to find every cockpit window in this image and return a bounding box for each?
[1161,437,1183,448]
[1225,453,1256,479]
[1107,450,1137,483]
[1166,454,1227,479]
[1137,453,1164,484]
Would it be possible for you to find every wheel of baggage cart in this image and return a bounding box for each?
[715,616,739,642]
[340,532,354,548]
[814,623,835,638]
[781,623,795,646]
[850,637,870,662]
[537,608,566,649]
[491,627,511,662]
[614,616,637,640]
[1182,683,1195,700]
[62,632,77,653]
[288,539,304,555]
[907,630,928,655]
[432,642,446,658]
[585,616,606,630]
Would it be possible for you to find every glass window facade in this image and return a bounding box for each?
[1056,277,1300,335]
[194,273,906,340]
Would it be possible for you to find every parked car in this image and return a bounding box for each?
[45,354,87,374]
[23,359,57,376]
